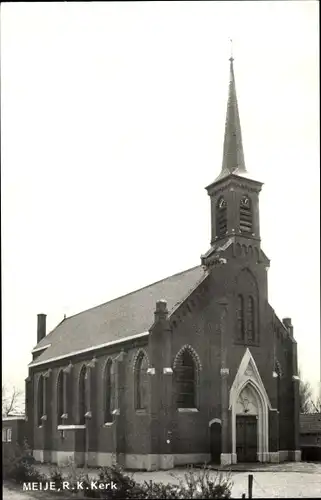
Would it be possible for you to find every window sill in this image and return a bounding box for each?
[57,425,86,430]
[103,422,114,427]
[178,408,199,413]
[135,409,147,415]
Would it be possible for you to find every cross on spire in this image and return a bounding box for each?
[229,38,234,61]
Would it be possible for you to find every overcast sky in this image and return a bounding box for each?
[1,1,319,399]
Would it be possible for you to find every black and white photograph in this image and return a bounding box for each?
[1,1,320,498]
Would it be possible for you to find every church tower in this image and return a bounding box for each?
[205,56,263,249]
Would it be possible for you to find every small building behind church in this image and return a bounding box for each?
[25,56,301,471]
[300,413,321,461]
[2,415,27,459]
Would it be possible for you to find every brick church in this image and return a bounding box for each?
[26,56,301,470]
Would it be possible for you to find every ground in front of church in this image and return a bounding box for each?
[3,462,321,499]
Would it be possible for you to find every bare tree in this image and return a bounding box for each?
[298,369,313,413]
[310,396,321,413]
[2,385,24,417]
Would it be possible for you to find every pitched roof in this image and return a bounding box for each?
[300,413,321,434]
[29,265,208,367]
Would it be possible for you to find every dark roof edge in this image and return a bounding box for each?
[29,331,150,368]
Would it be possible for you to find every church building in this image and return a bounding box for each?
[25,56,301,470]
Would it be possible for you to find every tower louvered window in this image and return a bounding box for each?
[247,296,255,341]
[237,295,245,340]
[216,197,227,237]
[240,195,253,234]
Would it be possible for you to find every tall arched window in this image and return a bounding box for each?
[134,352,148,410]
[176,349,198,409]
[240,195,253,234]
[247,296,255,341]
[37,375,44,427]
[236,295,245,340]
[216,197,227,238]
[57,371,64,426]
[235,269,259,345]
[78,366,87,425]
[104,359,114,423]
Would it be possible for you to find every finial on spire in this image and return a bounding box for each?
[229,38,234,61]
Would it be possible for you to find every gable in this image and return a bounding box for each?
[229,347,272,410]
[29,265,208,367]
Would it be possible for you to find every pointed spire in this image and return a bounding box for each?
[215,53,248,181]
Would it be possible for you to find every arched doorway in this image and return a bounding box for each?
[234,382,267,462]
[229,349,272,464]
[209,419,222,463]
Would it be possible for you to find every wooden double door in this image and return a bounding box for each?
[236,415,258,462]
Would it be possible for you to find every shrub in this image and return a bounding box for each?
[138,465,232,500]
[41,462,232,500]
[170,466,233,499]
[3,442,45,485]
[95,465,145,499]
[49,466,65,491]
[52,460,94,498]
[142,480,181,499]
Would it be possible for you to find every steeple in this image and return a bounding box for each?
[215,55,247,182]
[204,54,263,249]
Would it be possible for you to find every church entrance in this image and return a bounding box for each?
[229,350,271,464]
[209,421,221,463]
[236,415,257,462]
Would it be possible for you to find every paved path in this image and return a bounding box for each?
[3,484,60,500]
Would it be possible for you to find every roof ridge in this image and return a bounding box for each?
[56,264,201,324]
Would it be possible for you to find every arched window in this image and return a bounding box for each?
[78,366,87,425]
[37,375,44,427]
[176,349,198,409]
[104,359,114,423]
[216,197,227,238]
[236,269,259,345]
[57,371,64,426]
[240,195,253,234]
[134,352,148,411]
[247,296,255,341]
[236,295,245,340]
